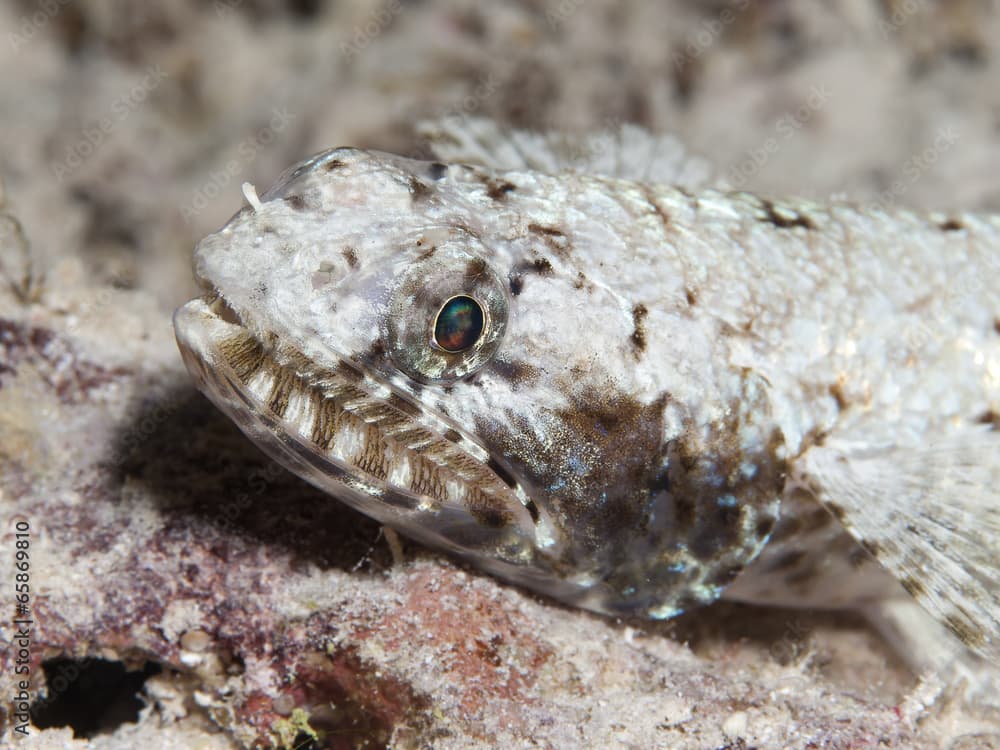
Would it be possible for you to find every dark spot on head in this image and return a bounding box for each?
[428,162,448,180]
[342,246,359,268]
[527,223,565,238]
[828,381,848,410]
[408,175,433,202]
[325,159,346,171]
[486,457,518,489]
[573,272,590,291]
[490,358,541,388]
[938,217,965,232]
[685,288,697,307]
[976,409,998,429]
[532,258,553,275]
[527,223,572,258]
[760,199,815,230]
[630,303,648,354]
[464,258,488,282]
[507,257,553,296]
[485,178,516,201]
[283,194,306,210]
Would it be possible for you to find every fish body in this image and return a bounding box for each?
[174,122,1000,661]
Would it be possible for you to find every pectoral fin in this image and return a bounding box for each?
[798,427,1000,663]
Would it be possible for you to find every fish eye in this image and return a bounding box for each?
[387,240,508,384]
[433,296,485,353]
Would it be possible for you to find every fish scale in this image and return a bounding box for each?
[174,119,999,667]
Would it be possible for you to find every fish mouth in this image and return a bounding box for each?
[172,292,557,569]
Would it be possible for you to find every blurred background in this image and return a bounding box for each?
[3,0,1000,314]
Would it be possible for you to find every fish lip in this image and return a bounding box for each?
[173,292,554,566]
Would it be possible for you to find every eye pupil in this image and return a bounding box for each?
[434,296,484,353]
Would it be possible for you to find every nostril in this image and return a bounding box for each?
[208,295,244,326]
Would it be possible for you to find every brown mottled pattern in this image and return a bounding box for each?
[218,332,266,382]
[355,423,390,479]
[946,611,987,649]
[640,183,672,231]
[473,370,785,615]
[215,328,522,532]
[526,223,571,258]
[266,366,298,417]
[630,303,648,355]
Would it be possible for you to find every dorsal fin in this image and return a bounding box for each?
[417,117,719,188]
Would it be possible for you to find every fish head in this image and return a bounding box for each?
[174,146,786,617]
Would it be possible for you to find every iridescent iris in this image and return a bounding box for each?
[433,295,484,352]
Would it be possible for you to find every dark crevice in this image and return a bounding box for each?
[31,657,162,738]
